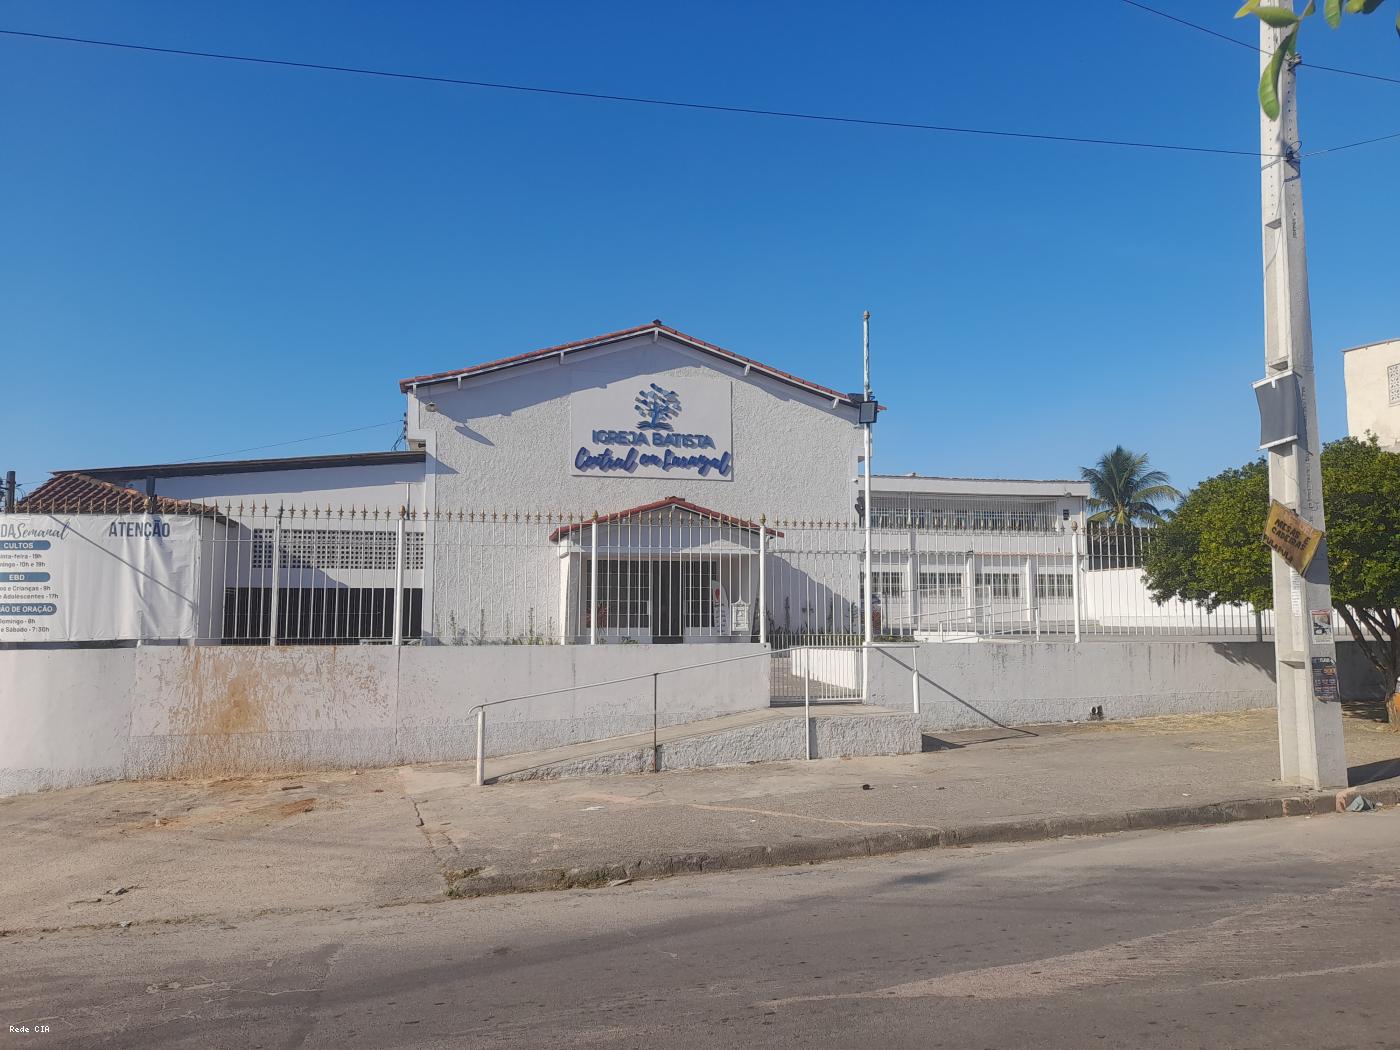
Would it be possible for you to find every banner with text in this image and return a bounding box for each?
[570,375,734,480]
[0,514,201,642]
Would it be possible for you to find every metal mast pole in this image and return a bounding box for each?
[1258,1,1346,789]
[862,311,874,700]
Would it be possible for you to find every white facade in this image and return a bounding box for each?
[400,324,865,645]
[25,322,1124,648]
[1343,338,1400,452]
[404,328,864,520]
[861,474,1090,636]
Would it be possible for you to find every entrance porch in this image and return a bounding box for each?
[549,496,767,645]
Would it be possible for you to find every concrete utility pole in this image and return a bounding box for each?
[1258,1,1347,789]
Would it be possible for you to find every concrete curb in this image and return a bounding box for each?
[444,783,1400,898]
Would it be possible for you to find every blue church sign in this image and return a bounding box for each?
[570,376,734,481]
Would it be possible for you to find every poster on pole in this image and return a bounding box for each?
[1263,500,1323,575]
[0,514,201,642]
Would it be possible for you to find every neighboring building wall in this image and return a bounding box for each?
[97,461,425,516]
[1343,338,1400,452]
[868,476,1089,531]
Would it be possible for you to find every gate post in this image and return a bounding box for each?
[589,515,599,645]
[268,507,283,646]
[758,516,768,646]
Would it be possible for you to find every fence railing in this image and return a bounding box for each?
[468,643,920,785]
[3,500,1291,646]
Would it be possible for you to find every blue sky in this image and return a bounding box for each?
[3,2,1397,502]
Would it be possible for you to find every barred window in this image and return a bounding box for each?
[873,571,904,598]
[1389,362,1400,405]
[976,572,1022,599]
[918,571,963,599]
[251,528,424,570]
[683,561,716,629]
[585,560,650,630]
[1036,572,1074,600]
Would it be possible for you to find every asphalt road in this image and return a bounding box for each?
[6,813,1400,1049]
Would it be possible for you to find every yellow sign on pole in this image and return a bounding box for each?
[1263,500,1323,574]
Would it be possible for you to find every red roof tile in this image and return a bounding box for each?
[15,474,224,517]
[547,495,781,542]
[398,321,863,407]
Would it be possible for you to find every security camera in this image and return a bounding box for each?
[424,401,438,413]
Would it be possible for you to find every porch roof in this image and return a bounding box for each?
[547,495,781,542]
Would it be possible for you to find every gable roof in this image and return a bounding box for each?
[547,495,781,542]
[398,321,864,408]
[16,473,225,518]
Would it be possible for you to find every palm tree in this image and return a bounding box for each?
[1080,446,1181,526]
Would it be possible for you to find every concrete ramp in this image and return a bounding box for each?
[487,706,921,783]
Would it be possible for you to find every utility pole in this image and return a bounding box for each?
[861,311,874,701]
[1258,0,1347,789]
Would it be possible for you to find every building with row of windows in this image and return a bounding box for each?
[17,322,1090,645]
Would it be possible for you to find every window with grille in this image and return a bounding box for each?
[251,528,424,571]
[1389,362,1400,405]
[918,571,963,599]
[584,560,650,630]
[976,572,1022,599]
[683,561,716,629]
[871,571,904,597]
[1036,573,1074,600]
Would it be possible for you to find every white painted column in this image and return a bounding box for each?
[392,513,406,646]
[1070,525,1083,644]
[758,519,768,646]
[268,508,282,647]
[1024,555,1036,637]
[964,551,976,633]
[589,518,599,646]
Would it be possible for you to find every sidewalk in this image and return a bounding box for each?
[4,707,1399,932]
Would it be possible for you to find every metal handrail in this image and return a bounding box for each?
[897,602,1044,641]
[469,642,920,786]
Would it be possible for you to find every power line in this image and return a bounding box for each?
[1303,128,1400,156]
[1118,0,1260,53]
[1119,0,1400,87]
[0,26,1279,158]
[192,419,402,461]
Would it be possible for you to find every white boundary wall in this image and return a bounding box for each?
[868,640,1381,732]
[4,640,1388,796]
[0,644,766,796]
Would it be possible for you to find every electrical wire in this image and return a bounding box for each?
[1119,0,1400,86]
[192,419,403,460]
[0,26,1279,158]
[1302,127,1400,156]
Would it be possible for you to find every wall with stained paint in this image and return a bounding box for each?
[4,639,1387,797]
[0,643,769,795]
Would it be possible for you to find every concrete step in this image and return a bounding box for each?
[486,705,921,784]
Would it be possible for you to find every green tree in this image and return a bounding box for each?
[1237,0,1398,119]
[1080,447,1182,526]
[1144,437,1400,719]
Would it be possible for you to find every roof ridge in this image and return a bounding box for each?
[397,322,860,407]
